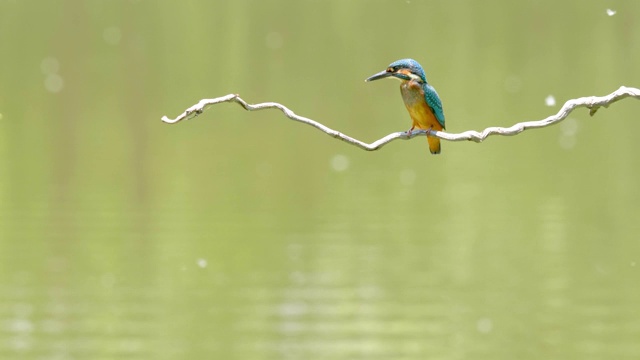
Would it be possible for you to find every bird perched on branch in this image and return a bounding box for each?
[365,58,445,154]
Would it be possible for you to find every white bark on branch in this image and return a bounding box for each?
[161,86,639,151]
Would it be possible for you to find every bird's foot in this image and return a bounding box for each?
[406,126,415,136]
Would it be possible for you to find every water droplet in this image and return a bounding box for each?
[476,317,493,334]
[40,56,59,75]
[545,95,556,106]
[559,118,578,150]
[44,74,64,93]
[330,154,349,172]
[9,319,33,334]
[606,9,616,16]
[558,134,576,150]
[560,118,578,136]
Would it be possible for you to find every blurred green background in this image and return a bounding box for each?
[1,1,640,359]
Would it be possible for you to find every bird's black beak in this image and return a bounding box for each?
[365,70,393,82]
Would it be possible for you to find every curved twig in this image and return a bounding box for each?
[161,86,640,151]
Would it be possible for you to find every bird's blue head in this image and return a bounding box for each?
[365,58,427,84]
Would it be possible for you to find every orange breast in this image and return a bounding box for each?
[404,101,443,131]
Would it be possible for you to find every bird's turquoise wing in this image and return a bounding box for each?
[423,84,445,129]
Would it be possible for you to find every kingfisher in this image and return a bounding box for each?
[365,58,445,154]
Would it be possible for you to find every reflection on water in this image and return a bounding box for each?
[1,207,640,359]
[2,0,640,358]
[1,285,158,358]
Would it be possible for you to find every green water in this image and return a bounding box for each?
[1,1,640,359]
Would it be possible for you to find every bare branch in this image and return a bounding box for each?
[161,86,640,151]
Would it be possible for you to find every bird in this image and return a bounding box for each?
[365,58,445,154]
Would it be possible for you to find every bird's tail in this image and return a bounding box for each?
[427,136,441,154]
